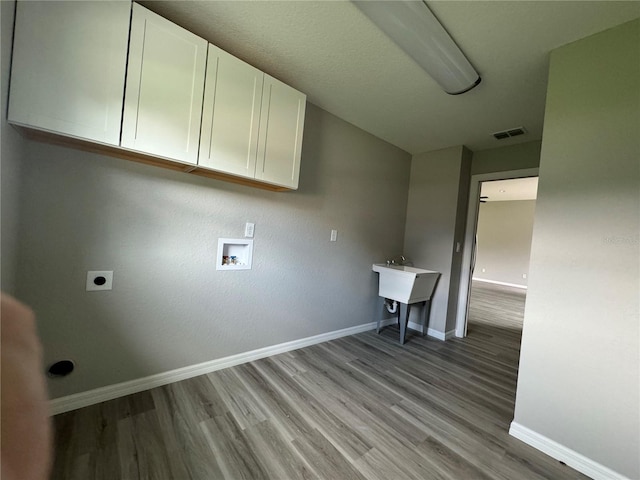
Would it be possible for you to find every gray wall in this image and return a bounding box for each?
[474,200,536,287]
[513,19,639,479]
[15,103,411,399]
[471,140,541,176]
[1,0,25,294]
[403,146,471,336]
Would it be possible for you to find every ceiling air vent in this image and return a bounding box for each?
[492,126,527,140]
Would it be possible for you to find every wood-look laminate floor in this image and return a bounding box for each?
[51,282,588,479]
[468,280,526,331]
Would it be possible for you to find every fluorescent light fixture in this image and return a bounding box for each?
[353,0,481,95]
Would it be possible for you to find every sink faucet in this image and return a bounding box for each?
[387,255,408,266]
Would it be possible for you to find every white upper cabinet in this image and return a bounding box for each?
[8,1,306,190]
[198,49,306,189]
[8,1,131,145]
[256,76,306,189]
[122,4,207,164]
[199,47,264,178]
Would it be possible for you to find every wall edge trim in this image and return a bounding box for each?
[50,319,392,415]
[509,422,630,480]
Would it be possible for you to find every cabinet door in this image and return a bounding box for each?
[8,1,130,145]
[199,47,264,178]
[122,4,207,164]
[255,76,306,189]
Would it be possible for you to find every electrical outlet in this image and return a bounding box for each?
[245,222,255,238]
[522,273,527,279]
[481,268,486,273]
[330,229,338,242]
[86,271,113,291]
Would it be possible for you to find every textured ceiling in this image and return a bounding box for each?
[141,1,640,155]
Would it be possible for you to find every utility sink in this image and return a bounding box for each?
[372,263,439,304]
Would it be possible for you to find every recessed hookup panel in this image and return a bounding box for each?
[217,238,253,270]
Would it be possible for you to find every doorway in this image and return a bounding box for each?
[467,177,537,337]
[455,169,538,337]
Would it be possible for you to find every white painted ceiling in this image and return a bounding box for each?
[481,177,538,202]
[140,1,640,155]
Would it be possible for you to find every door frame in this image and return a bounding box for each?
[454,168,539,338]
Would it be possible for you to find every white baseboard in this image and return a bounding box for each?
[509,422,630,480]
[405,321,454,341]
[473,277,527,289]
[50,320,383,415]
[407,320,425,335]
[425,326,455,341]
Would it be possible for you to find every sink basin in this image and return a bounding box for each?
[372,263,439,304]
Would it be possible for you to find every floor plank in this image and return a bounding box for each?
[51,282,589,479]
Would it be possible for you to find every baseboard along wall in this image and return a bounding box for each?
[52,317,450,415]
[50,317,453,415]
[509,422,631,480]
[391,318,453,341]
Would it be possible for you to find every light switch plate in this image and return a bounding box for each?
[86,271,113,291]
[330,229,338,242]
[245,222,255,238]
